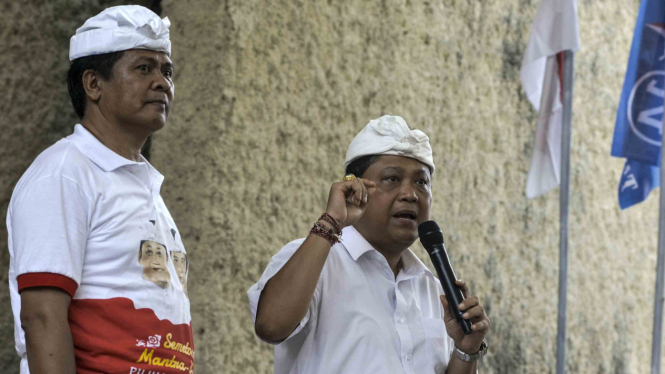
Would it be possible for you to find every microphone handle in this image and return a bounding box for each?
[428,244,473,335]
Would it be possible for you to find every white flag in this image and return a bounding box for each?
[521,0,580,199]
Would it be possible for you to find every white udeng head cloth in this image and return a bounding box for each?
[345,115,435,173]
[69,5,171,61]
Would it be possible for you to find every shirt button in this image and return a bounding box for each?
[405,355,411,361]
[399,318,405,324]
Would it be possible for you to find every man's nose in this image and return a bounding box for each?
[398,183,418,202]
[152,72,173,92]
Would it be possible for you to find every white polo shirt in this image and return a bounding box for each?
[7,124,194,374]
[247,226,455,374]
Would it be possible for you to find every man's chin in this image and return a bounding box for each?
[391,233,418,249]
[397,235,418,247]
[356,221,418,252]
[133,113,168,132]
[382,232,418,253]
[388,222,419,241]
[147,117,167,131]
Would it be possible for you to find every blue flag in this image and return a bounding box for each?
[618,159,660,209]
[612,0,665,208]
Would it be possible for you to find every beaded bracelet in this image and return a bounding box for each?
[310,222,341,246]
[318,213,342,234]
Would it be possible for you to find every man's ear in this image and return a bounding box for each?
[82,70,103,103]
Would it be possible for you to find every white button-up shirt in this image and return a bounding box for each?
[248,226,454,374]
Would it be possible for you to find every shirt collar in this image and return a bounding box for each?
[399,246,434,280]
[340,226,433,279]
[67,124,159,174]
[339,226,376,261]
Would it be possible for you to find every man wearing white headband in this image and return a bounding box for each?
[249,115,490,373]
[7,6,193,374]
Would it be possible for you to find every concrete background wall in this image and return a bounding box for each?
[0,0,658,373]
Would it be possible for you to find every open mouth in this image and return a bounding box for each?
[393,210,417,221]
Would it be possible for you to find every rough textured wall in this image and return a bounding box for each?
[0,1,157,372]
[0,0,659,373]
[156,0,655,373]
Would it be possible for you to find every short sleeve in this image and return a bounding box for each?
[10,175,91,296]
[247,238,322,344]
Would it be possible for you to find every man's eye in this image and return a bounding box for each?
[138,65,149,72]
[385,176,399,182]
[417,179,429,185]
[163,70,173,78]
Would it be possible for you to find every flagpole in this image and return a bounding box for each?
[650,101,665,374]
[557,50,574,374]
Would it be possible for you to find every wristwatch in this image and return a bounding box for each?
[454,339,488,362]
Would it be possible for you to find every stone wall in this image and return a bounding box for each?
[0,0,657,373]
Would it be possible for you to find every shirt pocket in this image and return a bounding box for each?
[421,317,451,374]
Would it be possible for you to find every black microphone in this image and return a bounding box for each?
[418,220,473,335]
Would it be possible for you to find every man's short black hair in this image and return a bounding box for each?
[67,51,125,119]
[345,155,379,178]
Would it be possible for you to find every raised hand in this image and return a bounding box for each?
[325,177,376,228]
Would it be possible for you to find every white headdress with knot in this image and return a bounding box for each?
[69,5,171,61]
[345,115,435,173]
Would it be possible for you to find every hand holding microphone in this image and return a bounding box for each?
[419,220,490,356]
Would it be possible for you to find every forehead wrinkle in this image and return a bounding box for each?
[380,165,429,175]
[380,166,405,173]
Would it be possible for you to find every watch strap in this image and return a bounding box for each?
[454,339,488,362]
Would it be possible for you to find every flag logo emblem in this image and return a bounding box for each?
[628,70,665,147]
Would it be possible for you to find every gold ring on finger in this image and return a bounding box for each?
[343,174,356,181]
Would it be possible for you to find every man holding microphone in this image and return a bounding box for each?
[248,115,490,373]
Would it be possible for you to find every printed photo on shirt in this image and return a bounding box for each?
[138,240,170,289]
[171,250,188,296]
[169,228,188,297]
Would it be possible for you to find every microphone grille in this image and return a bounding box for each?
[418,220,444,252]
